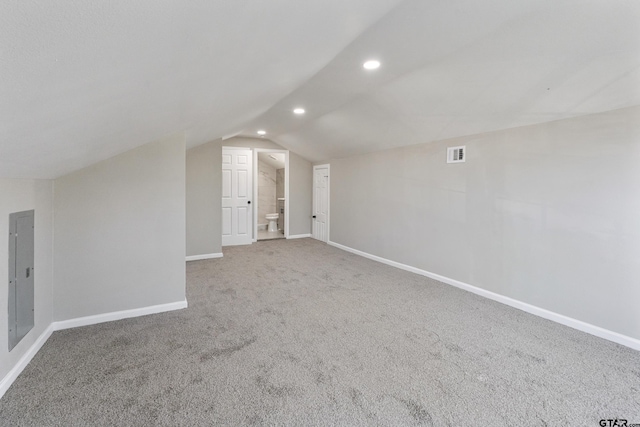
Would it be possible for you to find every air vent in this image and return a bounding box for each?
[447,146,466,163]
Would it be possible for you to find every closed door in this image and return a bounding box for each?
[312,165,329,242]
[8,210,35,351]
[222,148,253,246]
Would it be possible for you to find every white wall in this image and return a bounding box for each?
[186,137,312,257]
[54,134,186,321]
[328,106,640,341]
[288,149,313,236]
[186,140,221,257]
[0,179,53,381]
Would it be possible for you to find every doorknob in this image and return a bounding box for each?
[312,215,316,218]
[247,201,251,204]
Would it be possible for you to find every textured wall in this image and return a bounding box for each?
[54,134,186,321]
[328,106,640,340]
[0,179,54,382]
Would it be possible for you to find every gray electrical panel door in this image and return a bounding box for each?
[8,210,35,351]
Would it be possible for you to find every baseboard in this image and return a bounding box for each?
[288,234,311,239]
[186,253,223,262]
[53,300,188,331]
[328,240,640,352]
[0,300,189,401]
[0,324,54,399]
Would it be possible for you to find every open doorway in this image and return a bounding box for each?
[254,149,289,241]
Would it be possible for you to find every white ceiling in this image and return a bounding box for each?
[2,0,639,178]
[258,152,285,170]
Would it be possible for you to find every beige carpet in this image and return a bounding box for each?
[1,238,639,426]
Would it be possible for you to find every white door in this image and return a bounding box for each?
[222,148,253,246]
[312,165,329,242]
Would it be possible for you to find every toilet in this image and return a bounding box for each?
[265,213,279,232]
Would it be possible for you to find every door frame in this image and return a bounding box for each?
[221,146,254,246]
[312,164,330,242]
[253,149,290,241]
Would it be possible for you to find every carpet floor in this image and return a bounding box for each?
[1,238,639,426]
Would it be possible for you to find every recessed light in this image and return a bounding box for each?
[363,60,381,70]
[293,108,305,115]
[257,130,266,135]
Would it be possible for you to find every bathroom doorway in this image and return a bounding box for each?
[254,149,289,241]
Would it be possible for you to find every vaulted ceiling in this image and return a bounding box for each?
[2,0,639,179]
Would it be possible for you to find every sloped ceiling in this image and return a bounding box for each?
[2,0,639,178]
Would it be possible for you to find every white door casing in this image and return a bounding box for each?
[222,148,253,246]
[312,164,330,242]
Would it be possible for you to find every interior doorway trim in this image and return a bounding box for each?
[253,149,290,241]
[312,164,330,243]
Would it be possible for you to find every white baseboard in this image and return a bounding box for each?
[186,253,223,262]
[53,300,188,331]
[0,300,188,400]
[0,324,54,399]
[328,240,640,352]
[288,233,311,239]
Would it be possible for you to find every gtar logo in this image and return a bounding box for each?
[600,420,628,427]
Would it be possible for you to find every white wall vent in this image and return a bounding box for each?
[447,146,466,163]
